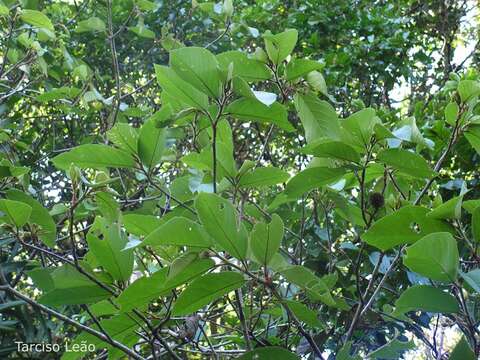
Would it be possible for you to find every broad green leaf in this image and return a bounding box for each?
[284,300,322,328]
[217,51,271,82]
[263,29,298,65]
[250,214,283,266]
[465,125,480,155]
[52,144,135,169]
[21,10,54,31]
[39,286,110,306]
[38,265,110,306]
[195,193,248,259]
[294,93,341,143]
[363,206,452,251]
[0,199,32,228]
[238,167,289,188]
[172,272,245,315]
[285,59,322,81]
[227,98,294,132]
[427,195,463,219]
[341,108,379,149]
[6,190,56,247]
[107,123,138,155]
[129,23,155,39]
[377,148,434,179]
[118,258,214,312]
[285,167,345,198]
[95,192,120,223]
[337,342,362,360]
[306,70,328,96]
[473,206,480,242]
[403,232,458,282]
[281,266,336,307]
[458,80,480,102]
[123,214,163,236]
[75,17,105,33]
[463,199,480,213]
[302,141,361,163]
[460,269,480,293]
[449,337,476,360]
[0,2,8,16]
[138,116,167,168]
[170,47,221,98]
[445,102,459,126]
[154,64,208,110]
[35,87,81,103]
[63,314,140,360]
[367,337,415,359]
[141,217,212,248]
[237,347,299,360]
[87,218,134,281]
[137,0,157,11]
[393,285,459,315]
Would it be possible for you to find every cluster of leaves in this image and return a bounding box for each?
[1,0,480,359]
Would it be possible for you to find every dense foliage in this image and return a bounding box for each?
[1,0,480,359]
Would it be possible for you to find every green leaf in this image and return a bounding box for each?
[285,59,322,81]
[227,98,294,132]
[38,266,111,306]
[52,144,135,169]
[460,269,480,293]
[0,2,8,16]
[237,347,299,360]
[217,51,271,82]
[393,285,459,315]
[293,93,341,143]
[118,258,214,312]
[472,206,480,242]
[21,10,54,31]
[445,102,459,126]
[465,125,480,155]
[367,337,415,359]
[284,300,322,328]
[449,337,476,360]
[238,167,289,188]
[107,123,139,155]
[337,342,362,360]
[123,214,162,236]
[302,140,360,163]
[154,64,208,110]
[0,199,32,228]
[427,195,463,220]
[138,116,167,168]
[172,272,245,315]
[170,47,221,98]
[263,29,298,65]
[458,80,480,102]
[377,148,434,179]
[141,217,212,248]
[341,108,379,149]
[363,206,452,251]
[285,167,345,198]
[250,214,283,266]
[403,232,459,282]
[87,218,134,281]
[75,17,105,33]
[195,193,248,259]
[281,266,336,307]
[306,70,328,96]
[6,190,56,247]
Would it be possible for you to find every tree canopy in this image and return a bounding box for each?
[1,0,480,359]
